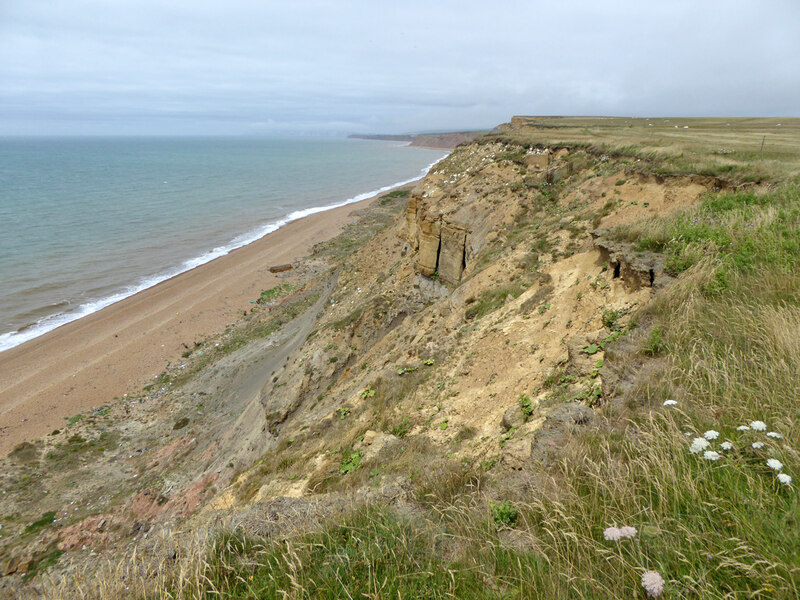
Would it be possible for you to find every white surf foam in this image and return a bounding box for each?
[0,152,448,353]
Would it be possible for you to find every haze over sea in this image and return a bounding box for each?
[0,137,445,352]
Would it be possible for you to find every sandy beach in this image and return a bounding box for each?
[0,193,388,456]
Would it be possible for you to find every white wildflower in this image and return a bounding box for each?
[752,442,765,450]
[641,570,665,598]
[767,432,782,439]
[736,425,750,431]
[750,421,767,431]
[684,432,692,437]
[703,430,720,440]
[663,400,678,407]
[619,526,637,538]
[766,459,783,472]
[720,442,733,451]
[603,526,637,541]
[690,438,710,454]
[703,450,721,461]
[777,473,792,486]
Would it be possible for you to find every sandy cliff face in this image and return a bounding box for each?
[0,131,724,597]
[404,193,470,284]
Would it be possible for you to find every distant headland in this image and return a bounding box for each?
[349,130,486,149]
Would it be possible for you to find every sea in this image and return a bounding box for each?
[0,137,446,353]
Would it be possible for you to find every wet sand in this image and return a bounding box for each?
[0,194,383,456]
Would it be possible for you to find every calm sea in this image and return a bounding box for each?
[0,137,445,352]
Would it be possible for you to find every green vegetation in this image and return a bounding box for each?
[22,548,63,582]
[390,417,411,438]
[464,283,524,320]
[339,450,362,474]
[179,507,486,599]
[614,185,800,293]
[490,500,519,527]
[379,189,410,205]
[23,511,56,535]
[519,393,534,418]
[45,430,118,468]
[331,306,363,331]
[64,413,83,427]
[256,283,295,305]
[488,116,800,183]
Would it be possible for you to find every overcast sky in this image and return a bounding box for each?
[1,0,799,136]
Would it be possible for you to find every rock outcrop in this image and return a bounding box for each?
[404,192,470,285]
[591,229,669,290]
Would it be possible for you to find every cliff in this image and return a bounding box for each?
[349,131,485,150]
[2,117,799,599]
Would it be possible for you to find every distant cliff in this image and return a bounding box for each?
[349,131,485,150]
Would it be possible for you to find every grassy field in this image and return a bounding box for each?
[490,116,800,182]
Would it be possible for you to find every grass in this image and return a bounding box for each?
[22,547,64,583]
[312,190,408,260]
[488,116,800,183]
[256,283,295,305]
[464,283,524,320]
[180,507,488,599]
[23,511,56,535]
[612,184,800,293]
[182,184,800,599]
[45,430,119,468]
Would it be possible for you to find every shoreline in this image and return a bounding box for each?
[0,152,447,355]
[0,164,444,456]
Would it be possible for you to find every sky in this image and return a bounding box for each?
[1,0,799,136]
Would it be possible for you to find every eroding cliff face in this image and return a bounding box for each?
[403,143,523,285]
[405,194,469,284]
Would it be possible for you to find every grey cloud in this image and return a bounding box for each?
[1,0,799,135]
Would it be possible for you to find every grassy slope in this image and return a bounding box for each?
[150,120,800,599]
[167,186,800,599]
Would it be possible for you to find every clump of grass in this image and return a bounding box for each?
[465,283,524,319]
[24,511,56,535]
[45,430,118,468]
[331,306,363,331]
[380,189,410,204]
[519,394,534,418]
[389,417,411,438]
[22,547,63,582]
[256,283,295,305]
